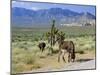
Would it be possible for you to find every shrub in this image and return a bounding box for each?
[34,37,39,41]
[25,55,35,64]
[75,50,85,54]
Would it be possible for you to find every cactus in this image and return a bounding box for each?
[50,20,59,46]
[44,20,65,54]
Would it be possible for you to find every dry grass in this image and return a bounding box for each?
[12,26,95,74]
[12,36,95,74]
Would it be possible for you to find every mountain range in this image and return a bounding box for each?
[11,7,96,27]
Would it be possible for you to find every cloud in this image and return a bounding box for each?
[31,7,41,10]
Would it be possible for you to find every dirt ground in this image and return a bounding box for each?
[22,50,95,73]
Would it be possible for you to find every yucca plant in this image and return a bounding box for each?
[44,20,65,54]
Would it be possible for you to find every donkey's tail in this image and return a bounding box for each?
[71,41,76,60]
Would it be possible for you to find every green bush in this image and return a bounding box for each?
[34,37,39,41]
[76,50,85,54]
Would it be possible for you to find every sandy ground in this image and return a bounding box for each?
[19,51,95,74]
[29,59,95,73]
[20,59,95,75]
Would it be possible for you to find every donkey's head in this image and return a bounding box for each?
[56,32,65,45]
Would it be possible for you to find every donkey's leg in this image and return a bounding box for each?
[72,59,75,62]
[58,51,62,62]
[62,50,66,63]
[71,53,75,62]
[41,48,44,52]
[68,53,71,63]
[68,53,70,62]
[72,55,75,62]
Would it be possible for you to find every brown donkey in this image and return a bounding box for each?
[58,41,75,62]
[38,42,46,52]
[56,34,75,62]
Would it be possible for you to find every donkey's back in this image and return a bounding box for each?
[60,41,74,52]
[38,42,46,52]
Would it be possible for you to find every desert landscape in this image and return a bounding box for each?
[12,26,96,74]
[11,1,96,74]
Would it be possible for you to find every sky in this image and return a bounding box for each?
[12,1,96,16]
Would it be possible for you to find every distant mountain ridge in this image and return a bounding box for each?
[12,7,96,27]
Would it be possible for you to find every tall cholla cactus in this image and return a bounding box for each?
[53,27,59,45]
[44,20,59,53]
[44,20,65,54]
[50,20,59,46]
[45,32,51,43]
[45,20,65,46]
[50,20,55,46]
